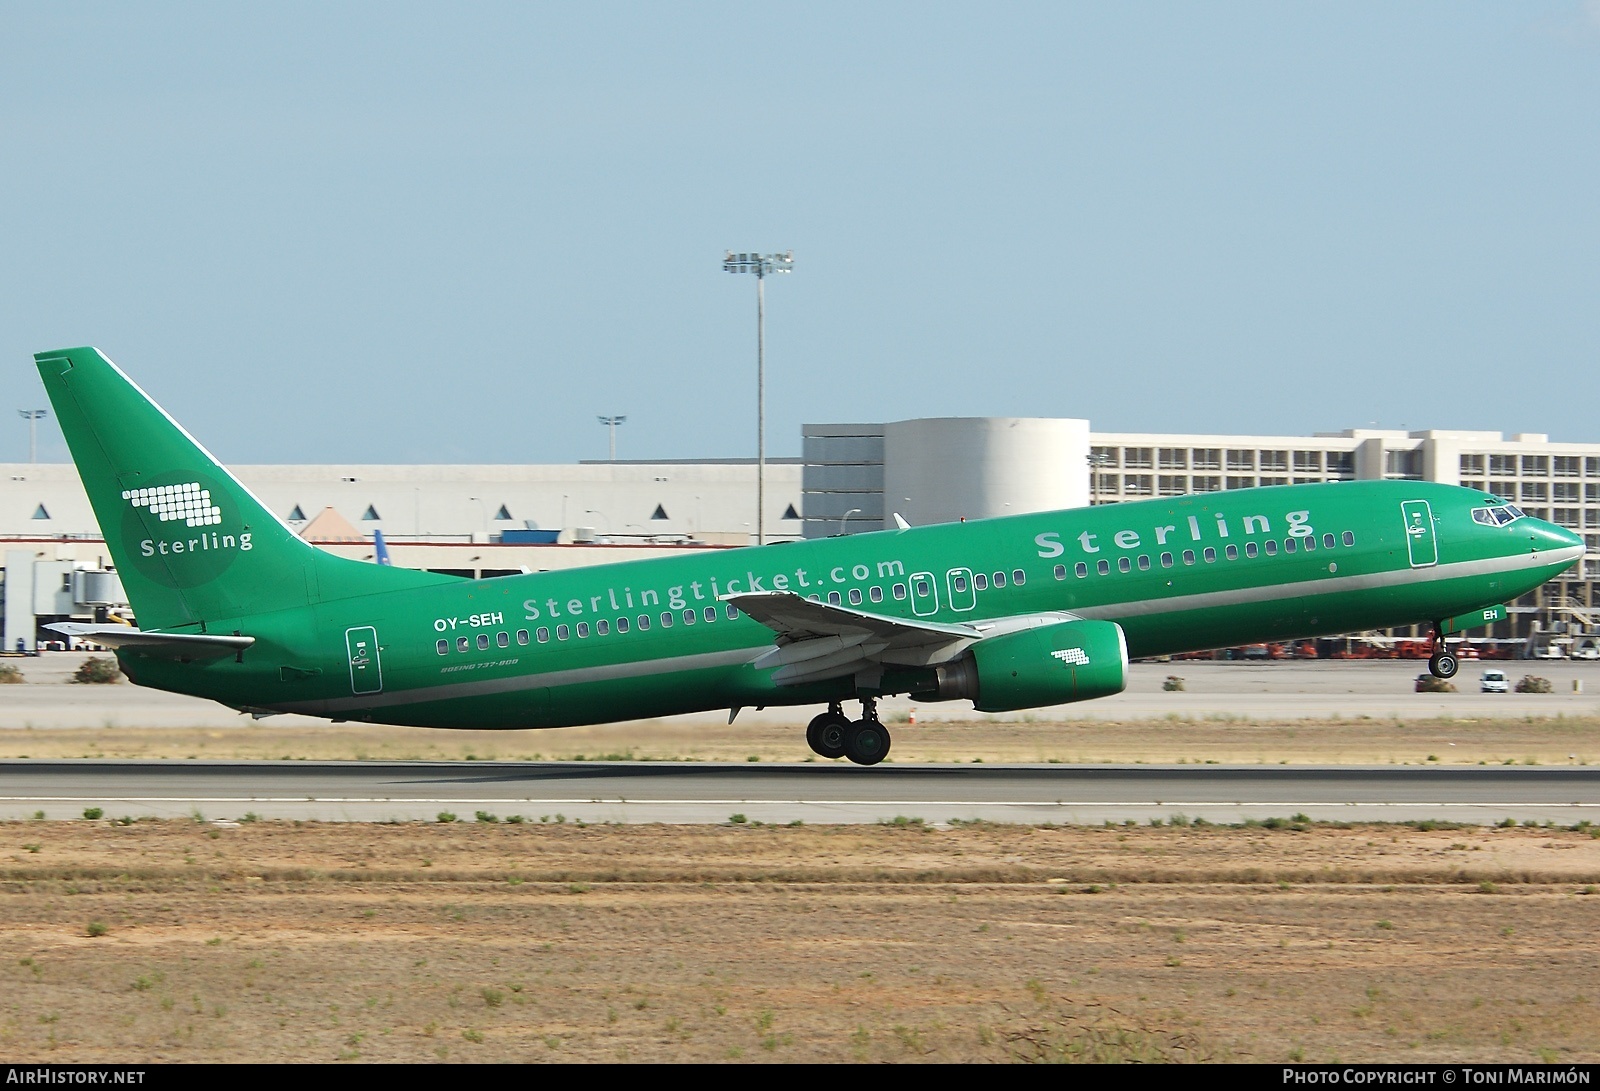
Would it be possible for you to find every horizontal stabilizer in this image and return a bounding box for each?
[46,623,254,659]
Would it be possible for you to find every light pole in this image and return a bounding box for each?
[597,415,626,461]
[18,410,46,464]
[723,250,793,545]
[839,507,861,536]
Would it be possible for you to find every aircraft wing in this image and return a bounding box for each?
[724,590,982,686]
[46,623,254,660]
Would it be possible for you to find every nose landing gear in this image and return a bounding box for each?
[1428,625,1459,679]
[805,698,892,766]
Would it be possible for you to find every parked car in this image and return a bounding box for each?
[1480,669,1509,694]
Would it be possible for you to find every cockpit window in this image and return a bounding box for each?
[1471,505,1523,527]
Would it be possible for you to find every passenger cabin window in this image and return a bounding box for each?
[1225,545,1238,560]
[498,631,510,647]
[477,634,490,650]
[659,613,673,628]
[704,607,717,622]
[536,627,549,643]
[1137,555,1151,571]
[1160,552,1173,568]
[596,620,609,636]
[1075,562,1088,578]
[517,629,530,645]
[1264,540,1278,556]
[869,587,883,603]
[1118,557,1131,573]
[637,615,651,631]
[1097,559,1110,575]
[1303,535,1317,552]
[1183,550,1195,565]
[575,623,588,638]
[1342,531,1354,546]
[828,591,842,606]
[1323,533,1335,550]
[615,618,628,634]
[1245,542,1258,559]
[682,610,695,624]
[436,639,449,655]
[954,574,969,592]
[1283,538,1297,553]
[992,572,1006,588]
[726,604,739,619]
[457,636,470,652]
[556,625,569,640]
[1012,569,1025,585]
[973,573,988,590]
[1203,547,1216,563]
[893,583,907,599]
[848,589,862,605]
[1052,565,1066,580]
[915,578,932,597]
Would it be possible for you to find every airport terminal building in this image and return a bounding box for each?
[3,419,1597,652]
[801,420,1600,652]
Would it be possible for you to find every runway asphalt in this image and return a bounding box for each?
[2,760,1596,825]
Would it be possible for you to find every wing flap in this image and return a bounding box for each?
[725,590,979,686]
[726,590,980,643]
[727,592,1097,689]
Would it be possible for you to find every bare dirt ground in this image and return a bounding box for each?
[1,821,1598,1063]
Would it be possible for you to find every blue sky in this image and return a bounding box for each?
[3,3,1598,464]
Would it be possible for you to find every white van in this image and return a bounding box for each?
[1480,669,1509,694]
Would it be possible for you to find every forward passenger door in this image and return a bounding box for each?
[1401,501,1437,568]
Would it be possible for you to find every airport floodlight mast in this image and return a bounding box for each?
[723,250,793,545]
[597,415,626,461]
[18,409,46,464]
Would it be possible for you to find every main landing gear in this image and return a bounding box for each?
[806,699,892,766]
[1428,625,1459,680]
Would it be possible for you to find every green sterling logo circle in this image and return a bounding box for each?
[120,472,250,589]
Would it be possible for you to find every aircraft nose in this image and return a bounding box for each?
[1532,520,1584,561]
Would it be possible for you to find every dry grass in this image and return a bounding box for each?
[1,821,1598,1062]
[1,714,1599,767]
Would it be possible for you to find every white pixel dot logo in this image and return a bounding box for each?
[123,483,222,527]
[1051,648,1089,666]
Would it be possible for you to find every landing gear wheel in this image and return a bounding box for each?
[1429,652,1459,679]
[806,710,850,759]
[843,719,891,766]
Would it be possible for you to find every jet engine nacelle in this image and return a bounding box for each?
[971,618,1129,712]
[914,619,1129,712]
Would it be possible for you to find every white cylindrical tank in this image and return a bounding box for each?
[882,418,1090,529]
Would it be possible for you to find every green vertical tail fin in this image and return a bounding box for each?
[36,347,450,631]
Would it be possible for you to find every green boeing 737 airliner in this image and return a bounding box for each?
[37,347,1585,765]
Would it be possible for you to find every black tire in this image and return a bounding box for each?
[843,719,891,766]
[1431,652,1459,679]
[806,712,849,759]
